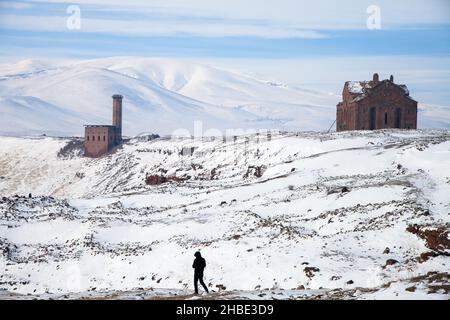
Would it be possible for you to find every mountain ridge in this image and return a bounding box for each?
[0,57,448,136]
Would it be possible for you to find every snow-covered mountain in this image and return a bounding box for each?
[0,130,449,299]
[1,57,448,137]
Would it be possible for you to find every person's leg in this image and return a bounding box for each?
[199,273,209,293]
[194,273,199,294]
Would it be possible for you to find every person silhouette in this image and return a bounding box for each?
[192,251,209,294]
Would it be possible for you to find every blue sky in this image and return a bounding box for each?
[0,0,450,105]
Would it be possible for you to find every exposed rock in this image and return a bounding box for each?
[384,259,399,267]
[216,284,226,292]
[327,186,350,195]
[418,251,440,263]
[244,165,266,178]
[407,224,450,253]
[57,139,84,159]
[180,147,196,156]
[304,267,320,279]
[145,174,187,185]
[341,187,350,193]
[405,286,416,292]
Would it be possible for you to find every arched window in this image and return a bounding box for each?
[92,136,95,141]
[87,136,89,141]
[384,112,388,125]
[98,136,100,141]
[103,136,106,141]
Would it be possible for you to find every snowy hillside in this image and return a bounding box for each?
[0,130,449,299]
[0,57,448,137]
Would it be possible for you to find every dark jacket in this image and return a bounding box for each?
[192,252,206,274]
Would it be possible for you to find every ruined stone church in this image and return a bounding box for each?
[336,74,418,131]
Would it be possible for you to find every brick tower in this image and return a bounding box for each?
[112,94,122,143]
[84,94,124,158]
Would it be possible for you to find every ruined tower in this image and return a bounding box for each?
[112,94,122,143]
[84,95,124,158]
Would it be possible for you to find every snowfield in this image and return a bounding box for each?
[0,130,449,300]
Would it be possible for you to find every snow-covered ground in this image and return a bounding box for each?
[0,130,449,299]
[0,57,449,136]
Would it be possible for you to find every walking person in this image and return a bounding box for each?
[192,251,209,294]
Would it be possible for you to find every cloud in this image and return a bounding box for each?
[0,1,34,10]
[0,13,328,38]
[24,0,450,29]
[1,0,448,39]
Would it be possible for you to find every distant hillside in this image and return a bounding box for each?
[0,57,448,137]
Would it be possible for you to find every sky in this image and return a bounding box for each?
[0,0,449,105]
